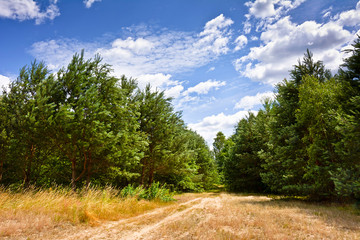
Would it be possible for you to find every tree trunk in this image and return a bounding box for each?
[140,158,147,185]
[71,160,76,191]
[86,152,92,189]
[23,144,35,188]
[0,158,3,182]
[148,157,155,186]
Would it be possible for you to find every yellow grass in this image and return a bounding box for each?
[0,187,170,238]
[149,193,360,240]
[1,191,360,239]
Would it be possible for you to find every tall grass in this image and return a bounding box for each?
[121,182,174,202]
[0,184,174,237]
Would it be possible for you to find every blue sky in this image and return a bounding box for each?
[1,0,360,145]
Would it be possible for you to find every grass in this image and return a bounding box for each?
[0,185,173,238]
[148,193,360,240]
[1,190,360,239]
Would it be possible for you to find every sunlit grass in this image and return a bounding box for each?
[0,185,172,238]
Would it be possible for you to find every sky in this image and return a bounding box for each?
[1,0,360,146]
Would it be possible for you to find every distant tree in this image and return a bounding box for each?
[224,112,267,192]
[213,131,226,175]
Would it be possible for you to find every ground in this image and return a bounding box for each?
[3,193,360,239]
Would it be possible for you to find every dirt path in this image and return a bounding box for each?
[51,195,208,240]
[19,193,360,240]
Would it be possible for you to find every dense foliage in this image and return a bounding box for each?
[217,36,360,200]
[0,51,218,191]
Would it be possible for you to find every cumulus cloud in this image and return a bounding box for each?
[184,80,226,95]
[234,35,248,51]
[136,73,180,91]
[243,0,306,33]
[164,85,184,99]
[234,91,275,110]
[245,0,276,19]
[334,1,360,27]
[84,0,102,8]
[188,110,257,146]
[0,0,60,24]
[235,1,359,85]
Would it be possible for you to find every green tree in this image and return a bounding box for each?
[136,85,184,186]
[213,131,226,177]
[48,51,143,189]
[332,36,360,200]
[224,111,269,192]
[296,76,342,198]
[261,50,332,196]
[2,61,54,187]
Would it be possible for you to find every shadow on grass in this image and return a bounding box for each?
[228,192,360,231]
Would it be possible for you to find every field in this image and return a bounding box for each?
[1,190,360,239]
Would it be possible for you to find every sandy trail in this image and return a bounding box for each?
[56,196,207,240]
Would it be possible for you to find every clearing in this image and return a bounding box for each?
[3,193,360,239]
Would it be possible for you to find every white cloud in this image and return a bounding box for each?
[164,85,184,99]
[29,15,234,105]
[30,39,96,70]
[0,0,59,24]
[234,35,248,51]
[0,74,11,93]
[243,0,306,33]
[30,14,234,80]
[136,73,181,90]
[245,0,276,19]
[183,80,226,95]
[207,67,215,72]
[235,8,357,85]
[234,91,275,110]
[334,1,360,27]
[84,0,102,8]
[188,110,257,146]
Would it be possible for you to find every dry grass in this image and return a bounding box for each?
[148,193,360,240]
[1,191,360,239]
[0,187,170,238]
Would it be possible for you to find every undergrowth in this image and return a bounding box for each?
[0,183,174,228]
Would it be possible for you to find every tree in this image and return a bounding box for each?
[290,49,332,86]
[49,51,143,189]
[332,35,360,200]
[296,76,342,198]
[224,112,268,192]
[261,50,332,196]
[2,61,54,187]
[0,96,11,182]
[136,85,185,186]
[213,131,226,176]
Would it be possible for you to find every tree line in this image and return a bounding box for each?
[214,36,360,200]
[0,51,218,191]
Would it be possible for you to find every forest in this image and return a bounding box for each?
[215,36,360,200]
[1,36,360,202]
[0,51,218,192]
